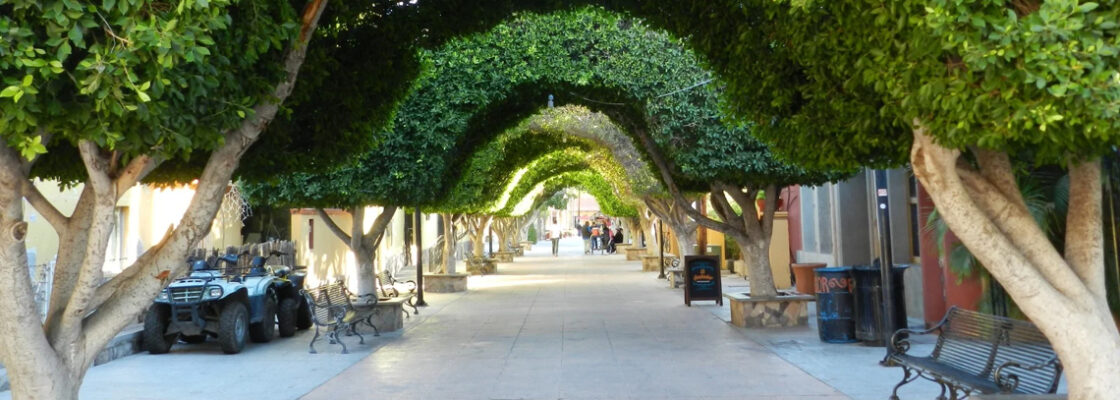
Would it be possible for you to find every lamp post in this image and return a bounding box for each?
[657,219,667,279]
[874,170,895,353]
[414,207,427,307]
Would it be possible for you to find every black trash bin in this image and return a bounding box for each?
[815,267,857,343]
[852,264,909,346]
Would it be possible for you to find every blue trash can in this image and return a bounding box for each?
[815,267,857,343]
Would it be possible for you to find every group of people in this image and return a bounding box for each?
[544,219,625,256]
[581,220,622,255]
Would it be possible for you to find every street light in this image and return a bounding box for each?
[657,219,667,280]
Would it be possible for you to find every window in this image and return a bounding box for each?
[308,219,314,250]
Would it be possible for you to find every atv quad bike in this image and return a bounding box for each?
[143,251,310,354]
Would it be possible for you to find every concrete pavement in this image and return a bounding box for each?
[4,237,959,399]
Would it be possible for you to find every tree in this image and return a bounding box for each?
[655,1,1120,396]
[0,1,330,398]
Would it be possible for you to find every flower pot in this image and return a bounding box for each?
[791,263,826,295]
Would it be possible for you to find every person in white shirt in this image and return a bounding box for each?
[548,225,561,256]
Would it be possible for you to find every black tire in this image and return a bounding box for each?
[249,294,277,343]
[277,297,299,337]
[296,296,312,330]
[180,334,206,344]
[143,304,176,354]
[218,302,248,354]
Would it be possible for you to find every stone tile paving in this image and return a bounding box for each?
[303,238,847,400]
[0,237,974,399]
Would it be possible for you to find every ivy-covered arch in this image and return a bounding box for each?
[355,8,717,207]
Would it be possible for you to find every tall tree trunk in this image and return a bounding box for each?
[0,147,79,400]
[911,123,1120,400]
[730,231,777,298]
[0,3,329,398]
[638,207,656,255]
[467,215,492,258]
[442,214,456,274]
[317,205,396,296]
[645,197,698,256]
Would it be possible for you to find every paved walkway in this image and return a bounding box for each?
[303,238,846,400]
[8,237,959,399]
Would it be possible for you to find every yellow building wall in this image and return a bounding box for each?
[23,180,243,272]
[291,209,356,288]
[769,212,792,289]
[702,228,727,269]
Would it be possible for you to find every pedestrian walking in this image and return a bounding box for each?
[549,225,561,256]
[599,226,611,255]
[581,221,592,254]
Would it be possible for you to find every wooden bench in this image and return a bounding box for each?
[300,282,380,354]
[883,307,1062,399]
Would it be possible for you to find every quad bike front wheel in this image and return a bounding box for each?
[218,302,249,354]
[143,304,176,354]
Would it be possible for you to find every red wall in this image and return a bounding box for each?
[918,183,984,327]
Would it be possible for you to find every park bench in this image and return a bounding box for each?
[883,307,1062,400]
[300,281,380,354]
[377,268,419,316]
[664,257,683,288]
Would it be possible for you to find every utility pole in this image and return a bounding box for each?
[414,208,427,307]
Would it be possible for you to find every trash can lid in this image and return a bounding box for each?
[815,266,852,273]
[854,264,910,271]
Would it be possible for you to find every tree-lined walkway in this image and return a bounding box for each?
[302,238,844,399]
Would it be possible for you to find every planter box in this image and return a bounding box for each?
[354,297,411,332]
[423,273,468,293]
[625,247,647,261]
[725,291,813,328]
[614,243,631,254]
[493,251,515,263]
[466,258,496,275]
[641,255,678,272]
[520,241,533,252]
[513,247,525,256]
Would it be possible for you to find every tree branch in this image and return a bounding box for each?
[761,184,779,238]
[910,122,1069,308]
[77,141,112,190]
[974,149,1029,214]
[113,155,162,197]
[956,167,1085,298]
[85,226,173,314]
[364,205,397,252]
[21,180,69,231]
[316,208,352,245]
[1066,159,1105,299]
[708,183,744,233]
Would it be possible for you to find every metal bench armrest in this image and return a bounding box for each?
[994,355,1062,393]
[885,314,948,361]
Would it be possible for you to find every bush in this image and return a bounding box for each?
[724,235,741,262]
[527,225,537,242]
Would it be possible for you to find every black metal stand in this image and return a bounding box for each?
[657,220,667,279]
[874,170,895,354]
[414,207,427,307]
